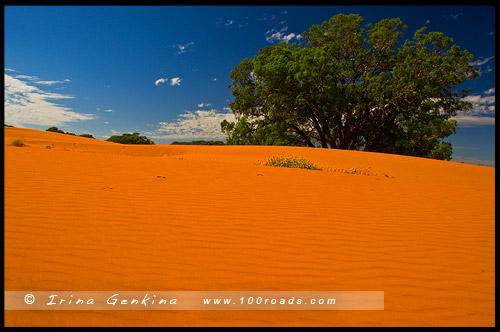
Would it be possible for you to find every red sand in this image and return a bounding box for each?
[4,126,495,326]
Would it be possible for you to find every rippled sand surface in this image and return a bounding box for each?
[4,127,495,326]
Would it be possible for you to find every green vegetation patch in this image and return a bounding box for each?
[327,166,375,176]
[263,155,323,171]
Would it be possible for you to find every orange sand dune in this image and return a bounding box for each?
[4,126,495,327]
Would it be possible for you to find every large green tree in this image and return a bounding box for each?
[221,14,479,160]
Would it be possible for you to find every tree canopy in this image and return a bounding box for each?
[106,132,155,145]
[221,13,479,160]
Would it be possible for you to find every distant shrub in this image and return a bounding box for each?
[10,138,26,147]
[263,155,323,171]
[171,140,225,145]
[78,134,95,139]
[46,126,66,134]
[106,132,155,145]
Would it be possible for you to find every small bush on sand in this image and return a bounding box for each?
[327,166,375,176]
[263,155,323,171]
[106,132,155,145]
[10,138,26,147]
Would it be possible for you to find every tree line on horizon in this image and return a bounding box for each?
[220,13,479,161]
[170,140,225,145]
[41,127,225,146]
[46,126,95,139]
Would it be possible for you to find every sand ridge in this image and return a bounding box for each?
[4,126,495,326]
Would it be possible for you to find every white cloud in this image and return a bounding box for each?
[4,73,96,127]
[225,19,235,26]
[5,68,15,72]
[170,77,182,86]
[462,92,495,115]
[452,88,495,127]
[212,77,217,81]
[155,78,168,86]
[152,109,236,140]
[265,25,300,43]
[104,109,114,113]
[155,77,182,86]
[15,74,38,80]
[425,19,431,24]
[452,115,495,126]
[174,42,195,55]
[35,79,70,85]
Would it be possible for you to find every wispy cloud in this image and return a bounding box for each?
[469,56,495,77]
[155,77,182,86]
[470,56,494,66]
[225,19,236,26]
[103,109,114,113]
[13,74,70,85]
[453,88,495,127]
[151,109,236,140]
[446,12,463,20]
[174,42,195,55]
[14,74,38,80]
[424,19,431,25]
[451,156,495,167]
[197,103,212,108]
[36,79,71,85]
[259,13,276,22]
[4,72,95,127]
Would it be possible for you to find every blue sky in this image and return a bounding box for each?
[4,5,495,166]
